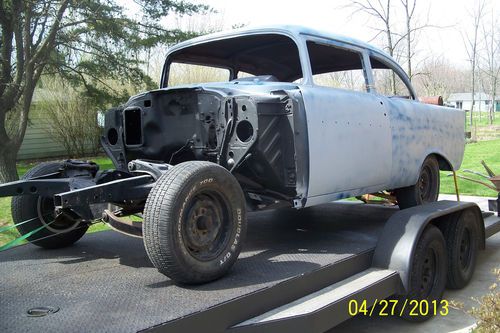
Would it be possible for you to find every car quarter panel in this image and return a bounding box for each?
[385,98,465,189]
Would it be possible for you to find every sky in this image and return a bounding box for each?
[120,0,498,68]
[198,0,485,67]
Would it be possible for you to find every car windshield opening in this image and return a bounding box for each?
[163,33,303,87]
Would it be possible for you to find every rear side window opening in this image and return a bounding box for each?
[370,57,415,99]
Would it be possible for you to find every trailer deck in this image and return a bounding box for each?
[1,202,499,333]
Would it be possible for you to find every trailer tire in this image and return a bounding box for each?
[443,209,479,289]
[398,224,447,322]
[396,156,440,209]
[11,162,88,249]
[143,161,246,284]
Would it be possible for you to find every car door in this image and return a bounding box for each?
[301,40,392,200]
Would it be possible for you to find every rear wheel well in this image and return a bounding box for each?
[431,153,453,171]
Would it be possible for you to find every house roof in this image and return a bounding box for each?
[447,92,492,102]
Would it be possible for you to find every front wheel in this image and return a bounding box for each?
[395,156,440,209]
[143,161,247,284]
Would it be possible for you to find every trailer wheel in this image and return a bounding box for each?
[443,210,480,289]
[11,162,89,249]
[143,161,246,284]
[399,224,447,322]
[396,156,440,209]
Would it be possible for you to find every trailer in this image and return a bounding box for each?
[0,25,497,333]
[1,200,499,333]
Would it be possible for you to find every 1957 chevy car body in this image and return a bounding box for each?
[1,25,465,284]
[104,25,464,209]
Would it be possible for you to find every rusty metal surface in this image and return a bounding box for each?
[489,176,500,191]
[454,174,498,191]
[420,96,444,106]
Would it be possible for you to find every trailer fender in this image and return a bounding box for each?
[372,200,484,293]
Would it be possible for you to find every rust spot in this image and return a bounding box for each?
[420,96,443,106]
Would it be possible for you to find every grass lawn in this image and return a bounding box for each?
[465,112,500,141]
[1,140,500,247]
[440,139,500,197]
[465,112,500,128]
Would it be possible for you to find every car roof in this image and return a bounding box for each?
[162,25,415,97]
[166,25,389,59]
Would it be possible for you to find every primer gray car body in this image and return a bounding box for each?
[103,25,465,209]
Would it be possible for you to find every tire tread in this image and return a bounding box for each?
[143,161,245,284]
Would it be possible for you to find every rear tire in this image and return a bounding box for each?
[443,209,480,289]
[396,156,440,209]
[11,162,89,249]
[398,225,447,322]
[143,161,247,284]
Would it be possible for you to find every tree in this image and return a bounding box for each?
[463,0,486,134]
[348,0,437,91]
[400,0,416,79]
[0,0,208,183]
[413,56,470,98]
[39,77,101,157]
[349,0,397,93]
[479,9,500,124]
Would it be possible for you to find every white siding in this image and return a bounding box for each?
[17,106,69,160]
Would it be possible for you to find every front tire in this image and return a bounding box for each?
[143,161,247,284]
[396,156,440,209]
[11,162,89,249]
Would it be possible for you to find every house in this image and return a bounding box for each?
[447,92,500,112]
[17,89,68,160]
[17,88,98,160]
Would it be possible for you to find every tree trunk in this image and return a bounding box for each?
[492,79,497,124]
[0,145,19,183]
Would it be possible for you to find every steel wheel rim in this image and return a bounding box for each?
[420,247,438,296]
[459,227,472,270]
[418,165,434,202]
[182,190,231,261]
[37,197,79,233]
